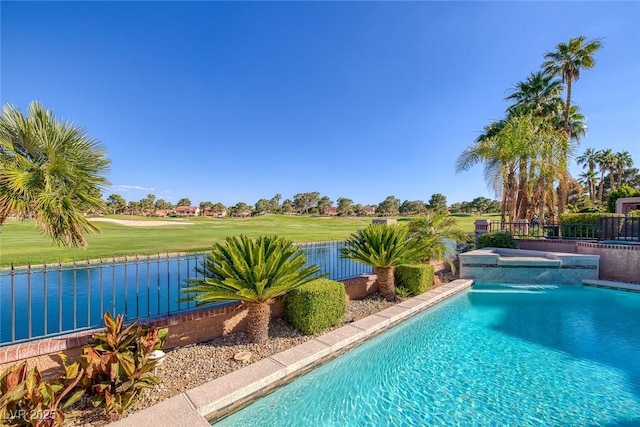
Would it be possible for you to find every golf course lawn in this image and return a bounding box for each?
[0,214,499,267]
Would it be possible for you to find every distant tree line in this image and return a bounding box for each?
[103,191,503,218]
[449,197,502,215]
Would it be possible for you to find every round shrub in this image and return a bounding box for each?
[477,232,518,249]
[395,264,435,295]
[285,278,346,335]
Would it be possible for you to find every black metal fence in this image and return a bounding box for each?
[598,215,640,242]
[486,221,598,240]
[0,241,371,347]
[484,216,639,242]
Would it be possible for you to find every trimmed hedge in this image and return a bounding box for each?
[477,232,518,249]
[558,213,602,224]
[558,212,601,238]
[395,264,434,295]
[285,278,346,335]
[606,185,640,213]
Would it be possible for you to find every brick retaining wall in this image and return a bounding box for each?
[576,242,640,283]
[515,239,577,253]
[516,239,640,283]
[0,274,377,373]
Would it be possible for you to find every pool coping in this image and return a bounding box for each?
[582,279,640,292]
[108,279,473,427]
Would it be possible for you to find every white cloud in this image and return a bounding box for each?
[109,184,156,192]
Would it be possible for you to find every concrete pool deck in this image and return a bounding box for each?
[109,279,474,427]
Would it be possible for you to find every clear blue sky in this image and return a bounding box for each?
[2,1,639,207]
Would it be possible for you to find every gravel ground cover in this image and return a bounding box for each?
[68,294,397,426]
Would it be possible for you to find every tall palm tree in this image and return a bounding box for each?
[577,148,599,174]
[506,72,567,220]
[506,71,564,118]
[543,36,602,214]
[543,36,602,138]
[614,151,633,187]
[596,149,615,202]
[0,102,110,247]
[181,235,320,343]
[578,169,598,202]
[341,224,425,301]
[456,120,510,221]
[408,212,466,272]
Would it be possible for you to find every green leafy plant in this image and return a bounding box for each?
[79,312,167,414]
[0,354,85,426]
[394,286,411,298]
[341,224,425,301]
[395,264,435,296]
[408,212,466,272]
[285,278,346,335]
[477,232,518,249]
[182,235,321,343]
[558,212,625,239]
[606,185,640,213]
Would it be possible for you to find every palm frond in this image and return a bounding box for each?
[181,235,322,306]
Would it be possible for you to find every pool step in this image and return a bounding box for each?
[470,283,559,294]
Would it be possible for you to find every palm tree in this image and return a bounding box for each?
[578,169,598,202]
[181,235,320,343]
[506,71,564,117]
[341,224,425,301]
[543,36,602,214]
[577,148,599,174]
[0,102,110,247]
[407,212,466,272]
[543,36,602,138]
[506,72,567,219]
[456,120,509,221]
[614,151,633,187]
[596,149,615,201]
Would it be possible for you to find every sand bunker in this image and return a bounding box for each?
[89,218,194,227]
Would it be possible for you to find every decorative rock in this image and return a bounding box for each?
[233,351,252,362]
[66,291,449,426]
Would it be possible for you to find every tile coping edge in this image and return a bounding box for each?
[108,279,473,427]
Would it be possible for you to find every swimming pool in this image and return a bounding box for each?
[214,283,640,426]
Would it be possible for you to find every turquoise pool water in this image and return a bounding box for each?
[214,283,640,426]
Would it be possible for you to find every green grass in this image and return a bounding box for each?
[0,214,499,267]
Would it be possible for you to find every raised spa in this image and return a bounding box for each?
[459,247,599,284]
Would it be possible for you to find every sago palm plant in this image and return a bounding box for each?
[182,235,321,343]
[341,224,425,301]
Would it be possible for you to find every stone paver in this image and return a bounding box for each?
[109,394,209,427]
[109,279,473,426]
[314,324,367,350]
[186,358,286,416]
[269,339,332,375]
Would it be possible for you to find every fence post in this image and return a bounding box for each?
[475,219,490,237]
[514,219,529,236]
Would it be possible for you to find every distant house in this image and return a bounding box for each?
[175,206,200,217]
[237,209,253,218]
[616,197,640,215]
[153,209,173,217]
[327,207,338,216]
[201,207,227,218]
[362,205,377,216]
